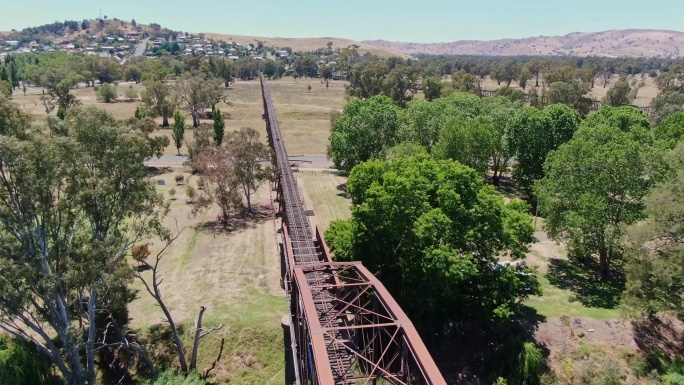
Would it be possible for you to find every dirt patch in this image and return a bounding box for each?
[536,316,638,355]
[536,315,683,384]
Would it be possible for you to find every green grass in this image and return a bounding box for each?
[139,291,286,384]
[296,172,351,232]
[524,276,623,320]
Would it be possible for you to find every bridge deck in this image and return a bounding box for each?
[260,75,446,385]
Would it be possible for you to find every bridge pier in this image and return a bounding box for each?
[281,315,296,385]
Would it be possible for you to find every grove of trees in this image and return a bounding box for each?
[328,79,684,330]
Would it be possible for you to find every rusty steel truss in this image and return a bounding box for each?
[260,74,446,385]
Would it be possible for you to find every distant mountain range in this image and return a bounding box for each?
[363,29,684,57]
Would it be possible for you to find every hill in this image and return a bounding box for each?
[363,29,684,57]
[200,32,407,57]
[0,19,406,58]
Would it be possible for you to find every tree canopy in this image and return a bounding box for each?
[328,95,402,171]
[508,104,581,189]
[581,105,650,133]
[326,156,540,333]
[654,112,684,150]
[623,142,684,317]
[535,124,667,276]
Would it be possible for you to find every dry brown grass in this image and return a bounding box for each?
[12,78,346,157]
[478,73,659,106]
[130,171,282,325]
[128,171,285,383]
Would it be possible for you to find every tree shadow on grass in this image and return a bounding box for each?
[429,306,549,384]
[546,257,625,309]
[495,175,530,201]
[196,203,273,235]
[336,183,349,199]
[146,166,172,177]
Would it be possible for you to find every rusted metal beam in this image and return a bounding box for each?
[261,74,446,385]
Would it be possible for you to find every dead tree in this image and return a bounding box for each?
[133,229,222,374]
[190,305,222,370]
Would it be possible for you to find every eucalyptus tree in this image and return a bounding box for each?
[0,102,168,384]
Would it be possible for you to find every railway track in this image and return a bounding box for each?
[260,74,446,385]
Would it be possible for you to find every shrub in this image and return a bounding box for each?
[185,185,196,202]
[140,369,205,385]
[125,86,139,100]
[593,360,622,385]
[626,353,649,378]
[168,188,176,200]
[0,337,62,385]
[56,105,67,120]
[518,342,544,385]
[97,83,117,103]
[539,372,558,385]
[197,178,205,190]
[175,174,184,185]
[497,338,544,385]
[665,372,684,385]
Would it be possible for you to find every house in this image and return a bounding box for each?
[5,40,19,46]
[228,55,239,60]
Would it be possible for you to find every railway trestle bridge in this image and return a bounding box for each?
[260,74,447,385]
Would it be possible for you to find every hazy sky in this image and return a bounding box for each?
[1,0,682,42]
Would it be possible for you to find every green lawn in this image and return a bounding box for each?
[524,276,624,320]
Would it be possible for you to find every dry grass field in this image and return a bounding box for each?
[12,77,346,157]
[478,73,659,106]
[128,171,286,384]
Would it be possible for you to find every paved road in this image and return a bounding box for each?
[133,38,149,57]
